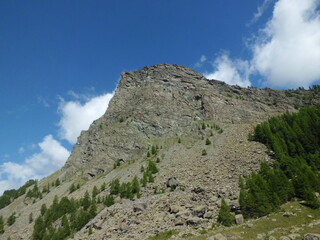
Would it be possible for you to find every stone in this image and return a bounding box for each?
[192,205,207,218]
[235,214,244,225]
[304,233,320,240]
[288,233,301,239]
[204,211,214,219]
[283,212,296,217]
[186,217,201,226]
[214,233,227,240]
[169,205,184,214]
[280,236,291,240]
[166,177,180,189]
[257,233,266,239]
[133,202,147,212]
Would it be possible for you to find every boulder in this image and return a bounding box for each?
[235,214,244,225]
[192,205,207,218]
[204,211,214,219]
[133,202,147,212]
[304,233,320,240]
[283,212,296,217]
[288,233,301,239]
[186,217,201,226]
[169,205,184,214]
[166,177,180,189]
[280,236,291,240]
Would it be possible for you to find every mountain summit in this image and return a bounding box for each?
[1,64,319,240]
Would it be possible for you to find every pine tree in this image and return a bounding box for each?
[131,176,140,195]
[141,172,148,187]
[104,194,114,207]
[100,182,106,192]
[147,160,158,174]
[92,186,99,198]
[7,212,16,226]
[205,138,211,145]
[217,199,234,226]
[81,191,91,211]
[29,212,33,223]
[110,179,120,195]
[151,145,157,155]
[202,149,207,156]
[61,215,71,237]
[0,215,4,234]
[55,178,60,187]
[69,183,76,193]
[89,199,97,218]
[41,204,47,216]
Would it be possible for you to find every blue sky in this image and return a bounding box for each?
[1,0,320,194]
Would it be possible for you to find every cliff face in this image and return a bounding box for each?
[1,64,319,240]
[63,64,310,178]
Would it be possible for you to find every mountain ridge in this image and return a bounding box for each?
[1,64,320,240]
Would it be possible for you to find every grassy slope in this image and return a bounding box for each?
[146,201,320,240]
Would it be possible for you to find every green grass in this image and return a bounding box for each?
[145,201,320,240]
[186,201,320,240]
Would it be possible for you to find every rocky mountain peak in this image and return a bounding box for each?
[63,64,316,176]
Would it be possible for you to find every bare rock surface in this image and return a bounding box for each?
[1,64,320,240]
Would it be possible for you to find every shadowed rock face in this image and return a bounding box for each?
[63,64,316,177]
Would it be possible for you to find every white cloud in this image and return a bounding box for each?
[249,0,274,25]
[0,135,70,195]
[200,55,207,63]
[194,55,207,68]
[58,92,114,144]
[251,0,320,88]
[203,0,320,89]
[204,53,252,87]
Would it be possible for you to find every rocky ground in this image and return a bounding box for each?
[1,64,320,240]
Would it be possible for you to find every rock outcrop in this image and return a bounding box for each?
[1,64,320,240]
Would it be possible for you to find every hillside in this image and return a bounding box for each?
[0,64,320,240]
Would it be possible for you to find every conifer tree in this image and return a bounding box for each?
[131,176,140,195]
[0,215,4,234]
[104,194,114,207]
[81,191,91,211]
[217,199,234,226]
[7,212,16,226]
[29,212,33,224]
[69,183,76,193]
[92,186,99,198]
[55,178,60,187]
[40,204,47,216]
[110,179,120,195]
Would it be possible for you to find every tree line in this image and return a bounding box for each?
[241,105,320,218]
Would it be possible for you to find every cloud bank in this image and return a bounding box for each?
[204,53,252,87]
[0,92,114,195]
[58,92,114,144]
[0,135,70,194]
[205,0,320,89]
[252,0,320,88]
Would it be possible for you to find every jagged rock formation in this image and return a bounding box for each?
[1,64,319,240]
[63,64,312,178]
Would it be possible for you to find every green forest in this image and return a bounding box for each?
[240,105,320,218]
